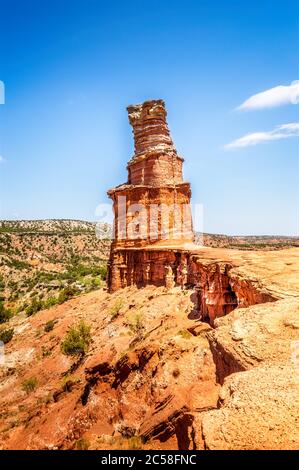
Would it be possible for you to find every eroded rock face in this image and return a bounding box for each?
[127,100,176,160]
[201,297,299,449]
[108,248,277,324]
[206,297,299,382]
[202,366,299,450]
[127,100,183,186]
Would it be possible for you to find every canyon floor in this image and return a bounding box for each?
[0,246,298,450]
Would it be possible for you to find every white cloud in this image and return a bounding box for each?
[224,123,299,150]
[0,155,5,163]
[236,80,299,111]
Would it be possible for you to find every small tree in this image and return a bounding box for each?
[109,299,123,320]
[44,319,56,333]
[22,377,38,394]
[25,297,43,317]
[0,301,12,323]
[0,327,14,344]
[61,321,91,357]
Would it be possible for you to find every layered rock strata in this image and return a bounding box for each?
[107,99,193,290]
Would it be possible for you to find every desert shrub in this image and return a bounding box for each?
[25,297,43,317]
[125,436,143,450]
[58,285,79,304]
[61,374,80,391]
[61,321,91,356]
[128,312,144,336]
[41,346,52,357]
[172,367,180,378]
[44,319,56,333]
[98,264,107,280]
[109,299,123,320]
[0,301,12,323]
[22,377,38,394]
[91,277,101,288]
[58,263,107,283]
[0,327,14,344]
[178,329,192,339]
[6,258,31,270]
[75,438,90,450]
[43,297,59,309]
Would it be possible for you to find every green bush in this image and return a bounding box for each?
[0,301,12,323]
[109,299,123,320]
[61,321,91,357]
[44,319,56,333]
[58,285,79,304]
[7,258,31,270]
[0,327,14,344]
[128,312,144,336]
[75,438,90,450]
[22,377,38,394]
[98,264,107,280]
[25,298,43,317]
[43,297,58,309]
[178,329,192,339]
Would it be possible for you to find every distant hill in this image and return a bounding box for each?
[196,232,299,250]
[0,220,110,314]
[0,219,97,233]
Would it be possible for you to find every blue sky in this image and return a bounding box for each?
[0,0,298,235]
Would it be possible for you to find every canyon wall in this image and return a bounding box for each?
[108,248,277,324]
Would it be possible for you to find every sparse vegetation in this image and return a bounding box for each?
[0,220,110,314]
[41,346,52,357]
[128,312,144,336]
[0,301,12,323]
[43,297,59,309]
[109,298,123,320]
[178,329,192,339]
[61,374,81,391]
[44,319,56,332]
[61,321,92,357]
[22,377,38,394]
[95,435,143,450]
[75,438,90,450]
[58,285,79,304]
[6,258,31,270]
[25,297,43,317]
[0,327,14,344]
[125,437,143,450]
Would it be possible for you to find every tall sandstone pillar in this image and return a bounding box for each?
[107,99,193,291]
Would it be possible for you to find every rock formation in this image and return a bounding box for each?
[107,100,278,325]
[107,100,193,292]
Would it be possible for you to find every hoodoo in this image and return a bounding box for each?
[107,99,194,292]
